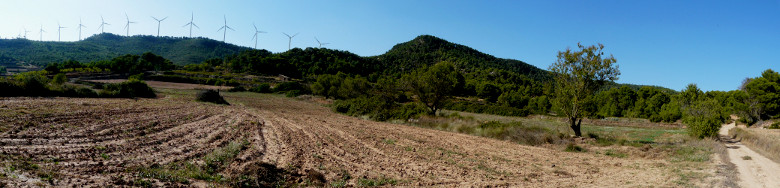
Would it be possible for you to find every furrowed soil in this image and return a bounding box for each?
[1,89,689,187]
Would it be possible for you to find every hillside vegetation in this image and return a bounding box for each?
[0,33,249,66]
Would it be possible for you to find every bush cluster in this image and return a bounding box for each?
[333,96,427,121]
[195,89,229,105]
[445,101,530,117]
[99,79,157,98]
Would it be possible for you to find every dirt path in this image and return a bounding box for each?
[719,122,780,188]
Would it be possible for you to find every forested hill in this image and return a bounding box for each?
[0,33,250,66]
[375,35,550,80]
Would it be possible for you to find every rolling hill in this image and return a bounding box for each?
[374,35,550,80]
[0,33,250,66]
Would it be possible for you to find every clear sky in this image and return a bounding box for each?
[1,0,778,91]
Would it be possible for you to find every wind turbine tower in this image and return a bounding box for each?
[151,16,168,37]
[23,27,30,39]
[124,13,137,36]
[315,37,330,48]
[39,25,45,41]
[57,22,66,41]
[251,23,266,49]
[283,32,298,50]
[183,12,199,38]
[217,15,234,42]
[97,15,110,33]
[78,18,87,40]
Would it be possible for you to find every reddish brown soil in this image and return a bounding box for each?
[0,92,677,187]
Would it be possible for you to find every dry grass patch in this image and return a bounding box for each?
[729,127,780,163]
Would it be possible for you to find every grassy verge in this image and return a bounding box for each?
[729,127,780,163]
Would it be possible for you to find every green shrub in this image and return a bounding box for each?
[285,90,302,97]
[769,122,780,129]
[196,89,229,105]
[445,101,529,117]
[250,83,272,93]
[333,96,426,121]
[565,143,586,152]
[274,81,309,94]
[101,79,156,98]
[227,86,246,92]
[683,99,724,139]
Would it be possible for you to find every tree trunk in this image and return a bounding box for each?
[570,118,582,137]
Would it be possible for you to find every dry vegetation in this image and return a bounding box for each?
[0,85,727,187]
[729,126,780,163]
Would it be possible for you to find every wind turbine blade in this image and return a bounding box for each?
[161,17,168,21]
[283,32,291,37]
[253,23,258,31]
[227,26,234,31]
[192,23,199,29]
[183,23,190,27]
[292,33,299,37]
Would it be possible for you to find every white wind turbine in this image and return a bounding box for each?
[39,25,45,41]
[77,18,87,40]
[124,13,137,36]
[57,22,67,41]
[283,32,298,50]
[151,16,168,37]
[97,15,110,33]
[183,12,199,38]
[217,15,234,42]
[315,37,330,48]
[250,23,267,49]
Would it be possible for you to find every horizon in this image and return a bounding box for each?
[1,0,778,91]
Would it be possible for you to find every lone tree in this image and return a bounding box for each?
[549,43,619,137]
[403,61,464,115]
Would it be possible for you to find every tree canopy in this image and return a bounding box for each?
[549,43,620,137]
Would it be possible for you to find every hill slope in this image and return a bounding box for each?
[375,35,550,80]
[0,33,250,65]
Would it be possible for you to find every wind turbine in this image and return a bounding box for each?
[57,22,66,41]
[22,27,30,39]
[282,32,298,50]
[39,25,45,41]
[97,15,110,33]
[151,16,167,37]
[250,23,266,49]
[182,12,199,37]
[77,18,86,40]
[217,15,234,42]
[124,13,137,36]
[315,37,330,48]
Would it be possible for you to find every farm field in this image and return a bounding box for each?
[0,85,727,187]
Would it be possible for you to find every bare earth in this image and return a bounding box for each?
[0,90,695,186]
[719,123,780,188]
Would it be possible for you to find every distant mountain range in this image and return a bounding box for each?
[0,33,250,66]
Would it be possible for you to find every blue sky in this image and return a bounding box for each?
[1,0,778,91]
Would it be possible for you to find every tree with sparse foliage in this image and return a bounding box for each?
[549,43,619,137]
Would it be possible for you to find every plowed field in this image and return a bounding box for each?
[0,90,691,187]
